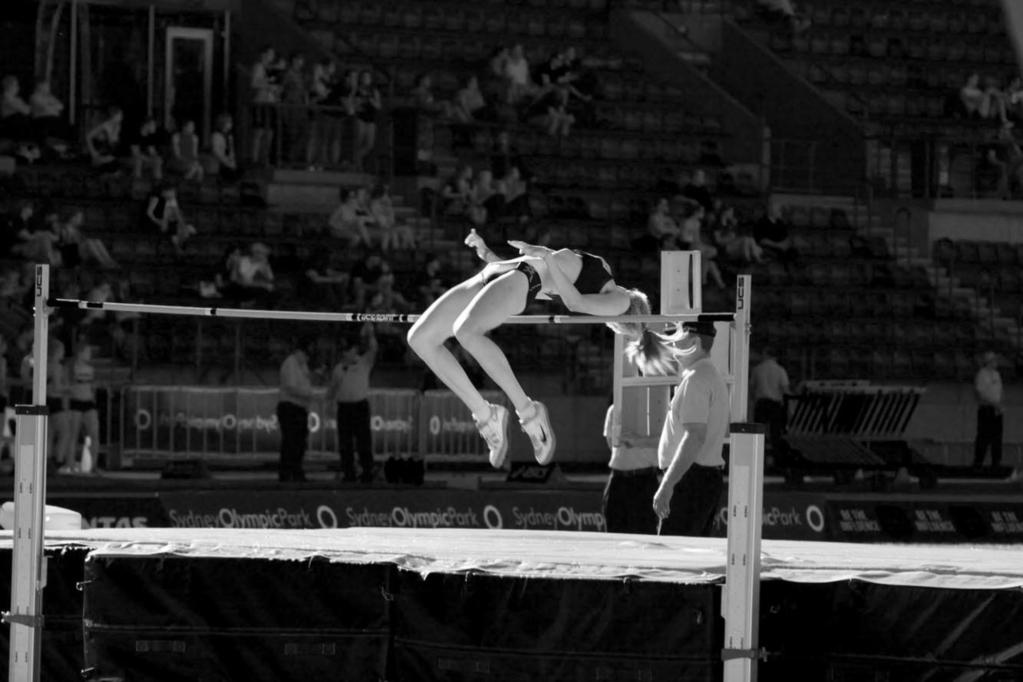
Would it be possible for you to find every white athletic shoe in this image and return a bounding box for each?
[475,403,510,469]
[519,400,556,465]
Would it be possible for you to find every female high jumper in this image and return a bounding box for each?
[407,229,673,468]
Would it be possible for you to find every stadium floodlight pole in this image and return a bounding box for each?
[3,264,53,682]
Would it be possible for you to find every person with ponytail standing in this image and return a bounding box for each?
[652,321,729,536]
[407,229,674,469]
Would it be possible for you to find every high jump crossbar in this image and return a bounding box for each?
[46,298,735,325]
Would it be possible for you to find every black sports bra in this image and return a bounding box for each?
[572,251,613,294]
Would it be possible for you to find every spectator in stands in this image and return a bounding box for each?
[679,204,725,289]
[468,169,502,227]
[170,118,203,182]
[499,165,531,224]
[647,197,683,250]
[279,52,308,163]
[486,46,511,99]
[415,253,448,307]
[0,76,32,143]
[1,201,34,260]
[328,187,373,248]
[440,165,475,217]
[982,125,1023,199]
[352,70,382,172]
[367,271,414,343]
[28,80,68,155]
[129,116,164,181]
[144,184,196,255]
[306,57,338,167]
[755,0,811,34]
[750,347,792,463]
[754,203,798,264]
[276,334,317,482]
[713,206,764,264]
[326,323,377,482]
[1006,76,1023,125]
[527,87,575,137]
[451,76,490,124]
[209,113,240,182]
[490,129,527,180]
[250,45,281,165]
[682,169,714,212]
[85,106,123,173]
[959,73,1012,127]
[58,209,119,270]
[304,249,351,308]
[411,73,451,118]
[350,252,387,309]
[65,341,100,474]
[370,183,415,252]
[12,205,60,265]
[227,241,275,305]
[504,44,534,105]
[973,350,1003,471]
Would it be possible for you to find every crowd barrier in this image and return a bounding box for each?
[119,386,506,467]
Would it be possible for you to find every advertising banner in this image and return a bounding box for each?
[48,494,171,529]
[121,386,419,462]
[418,389,506,463]
[710,491,830,541]
[160,488,607,532]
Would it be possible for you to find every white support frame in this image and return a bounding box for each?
[4,265,51,682]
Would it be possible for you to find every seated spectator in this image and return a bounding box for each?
[415,253,448,307]
[170,119,203,181]
[1,201,34,260]
[504,44,534,105]
[225,242,275,304]
[304,249,351,308]
[0,76,32,142]
[980,126,1023,199]
[960,73,1012,126]
[468,169,502,226]
[679,203,726,289]
[209,113,240,182]
[1006,76,1023,124]
[754,203,798,263]
[12,206,60,265]
[490,129,528,180]
[144,184,196,255]
[411,73,451,118]
[451,76,491,124]
[499,166,531,223]
[713,207,763,264]
[755,0,811,33]
[28,80,68,152]
[682,169,714,212]
[57,209,119,270]
[366,268,413,342]
[328,187,373,247]
[350,252,388,309]
[85,106,123,173]
[440,165,475,217]
[370,184,415,252]
[527,87,574,137]
[647,197,683,249]
[129,116,165,181]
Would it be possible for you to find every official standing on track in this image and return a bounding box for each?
[327,323,378,483]
[277,335,318,482]
[652,321,729,536]
[602,403,660,534]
